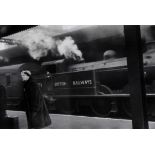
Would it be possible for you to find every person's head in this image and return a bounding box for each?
[103,50,117,60]
[21,70,31,81]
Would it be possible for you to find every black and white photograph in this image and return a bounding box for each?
[0,25,155,129]
[1,1,155,155]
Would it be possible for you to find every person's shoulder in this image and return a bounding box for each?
[28,79,37,87]
[0,85,5,90]
[30,80,37,86]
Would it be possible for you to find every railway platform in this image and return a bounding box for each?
[6,110,155,129]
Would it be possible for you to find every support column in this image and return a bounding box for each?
[124,25,148,129]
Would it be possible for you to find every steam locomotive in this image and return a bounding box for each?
[41,50,155,118]
[1,25,155,119]
[1,48,155,118]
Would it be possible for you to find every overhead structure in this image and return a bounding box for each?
[0,25,37,38]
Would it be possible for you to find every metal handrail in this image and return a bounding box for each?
[52,93,155,98]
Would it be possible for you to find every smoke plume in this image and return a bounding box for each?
[17,30,56,60]
[56,36,83,61]
[16,29,83,61]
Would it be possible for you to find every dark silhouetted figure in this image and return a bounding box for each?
[21,70,51,129]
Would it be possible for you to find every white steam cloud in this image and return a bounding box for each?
[56,37,83,61]
[16,30,56,60]
[16,30,83,61]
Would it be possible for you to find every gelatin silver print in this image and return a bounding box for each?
[0,25,154,129]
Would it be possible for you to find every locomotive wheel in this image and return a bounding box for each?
[90,85,113,117]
